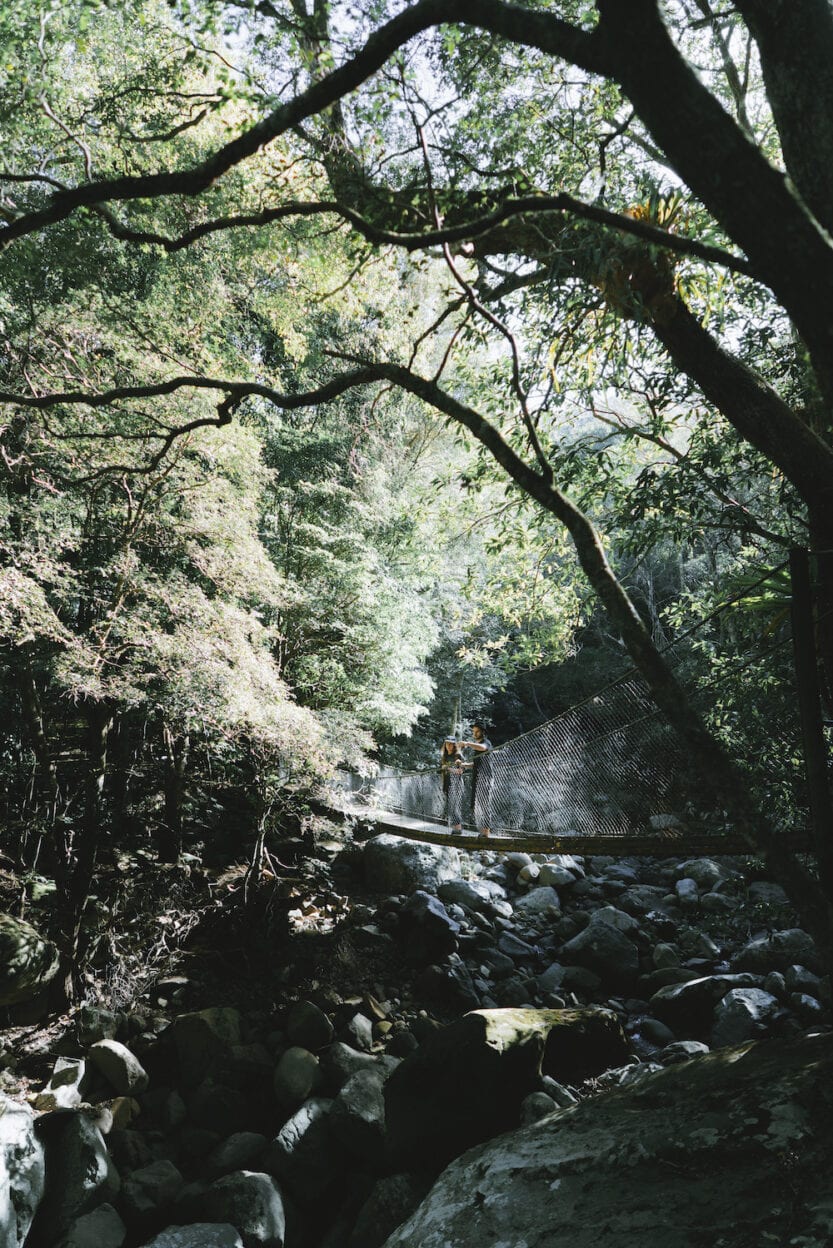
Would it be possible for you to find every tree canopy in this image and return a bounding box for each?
[2,0,833,974]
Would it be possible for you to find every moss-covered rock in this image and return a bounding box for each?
[0,913,59,1006]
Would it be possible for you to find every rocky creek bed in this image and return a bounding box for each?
[1,824,832,1247]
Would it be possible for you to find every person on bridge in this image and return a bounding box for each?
[440,738,466,833]
[465,722,493,838]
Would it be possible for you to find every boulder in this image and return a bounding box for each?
[76,1005,120,1047]
[673,858,729,890]
[33,1057,89,1112]
[205,1135,270,1181]
[273,1047,321,1112]
[732,929,822,975]
[561,916,639,990]
[512,886,561,924]
[347,1173,432,1248]
[384,1007,628,1172]
[197,1172,285,1248]
[0,913,59,1005]
[710,988,780,1048]
[0,1094,45,1248]
[437,879,502,914]
[29,1111,120,1245]
[139,1227,243,1248]
[88,1040,149,1096]
[284,1001,333,1053]
[362,835,460,894]
[330,1068,387,1166]
[383,1032,833,1248]
[121,1160,183,1223]
[58,1203,126,1248]
[649,974,761,1035]
[173,1009,242,1088]
[398,891,459,963]
[264,1098,339,1208]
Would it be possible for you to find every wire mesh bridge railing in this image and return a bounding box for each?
[332,560,818,856]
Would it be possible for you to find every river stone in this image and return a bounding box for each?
[732,929,822,975]
[711,988,780,1048]
[0,913,59,1005]
[0,1094,45,1248]
[348,1173,432,1248]
[561,916,639,990]
[205,1134,270,1181]
[273,1046,321,1111]
[121,1159,183,1221]
[437,879,498,914]
[747,880,791,906]
[513,886,560,923]
[89,1039,149,1095]
[173,1009,242,1088]
[58,1202,126,1248]
[198,1172,285,1248]
[284,1001,333,1053]
[616,884,673,916]
[675,878,699,909]
[362,835,460,893]
[383,1032,833,1248]
[265,1098,338,1208]
[384,1007,628,1172]
[649,974,762,1034]
[139,1226,243,1248]
[76,1005,120,1047]
[537,863,577,888]
[330,1067,387,1165]
[30,1111,120,1244]
[34,1056,89,1112]
[673,858,729,890]
[591,906,640,935]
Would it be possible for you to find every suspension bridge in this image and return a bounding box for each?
[332,558,820,858]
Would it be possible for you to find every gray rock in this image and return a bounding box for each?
[265,1098,338,1208]
[701,893,739,913]
[649,974,761,1035]
[330,1068,387,1165]
[437,879,500,914]
[733,929,822,975]
[513,886,560,924]
[30,1111,120,1244]
[187,1081,252,1136]
[675,878,699,909]
[273,1046,321,1111]
[537,864,577,889]
[785,964,823,996]
[659,1040,710,1063]
[173,1009,242,1088]
[590,906,640,935]
[76,1005,120,1047]
[673,858,728,890]
[496,931,539,961]
[617,885,672,916]
[384,1007,628,1172]
[652,943,681,970]
[205,1134,270,1181]
[199,1172,285,1248]
[791,992,826,1023]
[347,1173,432,1248]
[640,1017,676,1047]
[34,1056,89,1112]
[0,913,59,1005]
[58,1203,126,1248]
[517,863,541,885]
[561,918,638,990]
[121,1160,184,1221]
[285,1001,334,1053]
[319,1042,390,1093]
[747,880,791,906]
[399,891,459,961]
[538,1076,578,1107]
[520,1091,558,1124]
[363,835,460,893]
[383,1033,833,1248]
[139,1226,243,1248]
[711,988,780,1048]
[343,1012,374,1052]
[0,1094,44,1248]
[89,1039,149,1095]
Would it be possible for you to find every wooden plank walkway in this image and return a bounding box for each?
[329,798,756,857]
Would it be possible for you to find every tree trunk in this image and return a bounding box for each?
[158,723,188,863]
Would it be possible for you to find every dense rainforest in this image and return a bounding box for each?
[0,0,831,1000]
